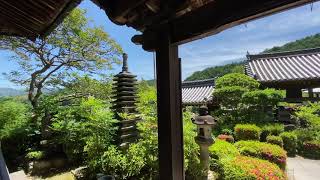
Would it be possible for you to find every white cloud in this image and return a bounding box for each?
[180,2,320,79]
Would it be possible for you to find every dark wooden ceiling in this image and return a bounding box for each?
[0,0,318,44]
[0,0,81,39]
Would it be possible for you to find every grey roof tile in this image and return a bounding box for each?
[245,48,320,82]
[182,79,215,105]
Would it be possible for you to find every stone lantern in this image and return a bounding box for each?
[192,105,216,179]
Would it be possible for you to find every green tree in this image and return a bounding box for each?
[0,99,30,140]
[62,75,113,100]
[0,8,123,114]
[213,73,284,124]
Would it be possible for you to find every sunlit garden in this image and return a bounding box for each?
[1,6,320,180]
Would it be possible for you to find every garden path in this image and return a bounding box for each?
[287,156,320,180]
[9,170,29,180]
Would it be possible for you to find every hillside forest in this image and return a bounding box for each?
[186,33,320,81]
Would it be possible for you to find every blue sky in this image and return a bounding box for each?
[1,1,320,88]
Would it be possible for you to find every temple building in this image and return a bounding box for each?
[245,48,320,103]
[182,78,215,107]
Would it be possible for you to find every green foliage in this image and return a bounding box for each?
[242,89,284,107]
[186,62,244,81]
[301,140,320,159]
[101,144,146,179]
[213,74,283,126]
[267,136,284,148]
[260,124,284,142]
[234,124,261,141]
[213,86,248,109]
[26,151,45,160]
[209,140,239,160]
[280,132,297,156]
[264,33,320,53]
[235,141,287,169]
[0,99,31,139]
[63,75,113,100]
[215,73,259,90]
[294,128,320,152]
[51,97,117,163]
[0,8,123,111]
[95,83,201,179]
[221,156,286,180]
[294,102,320,128]
[221,128,233,135]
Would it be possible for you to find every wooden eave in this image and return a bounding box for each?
[261,79,320,89]
[0,0,81,39]
[95,0,317,49]
[0,0,316,42]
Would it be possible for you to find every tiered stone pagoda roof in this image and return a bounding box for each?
[112,53,140,148]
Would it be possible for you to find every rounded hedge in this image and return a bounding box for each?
[221,155,286,180]
[301,140,320,159]
[235,140,287,169]
[260,123,284,142]
[234,124,261,141]
[267,135,284,148]
[215,73,260,90]
[280,132,297,157]
[209,140,239,160]
[217,134,234,143]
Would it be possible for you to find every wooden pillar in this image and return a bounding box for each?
[155,29,184,180]
[308,88,314,98]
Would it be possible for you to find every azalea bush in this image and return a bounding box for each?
[301,140,320,159]
[234,124,261,141]
[209,140,240,160]
[235,141,287,169]
[217,134,234,143]
[209,140,287,180]
[221,156,286,180]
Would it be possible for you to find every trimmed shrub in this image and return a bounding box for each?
[280,132,297,156]
[234,124,261,141]
[221,156,287,180]
[260,124,285,141]
[235,141,287,169]
[217,134,234,143]
[293,128,319,152]
[221,128,233,135]
[301,140,320,159]
[209,140,239,160]
[267,136,284,148]
[215,73,260,90]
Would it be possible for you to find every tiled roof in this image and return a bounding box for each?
[245,48,320,83]
[182,79,215,105]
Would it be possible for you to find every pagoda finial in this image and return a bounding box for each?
[122,53,128,72]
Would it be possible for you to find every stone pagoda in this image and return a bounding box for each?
[112,53,140,148]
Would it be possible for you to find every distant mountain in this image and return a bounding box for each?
[0,88,26,97]
[263,33,320,53]
[185,62,245,81]
[186,33,320,81]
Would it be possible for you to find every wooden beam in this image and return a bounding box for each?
[155,27,184,180]
[169,0,316,44]
[95,0,146,25]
